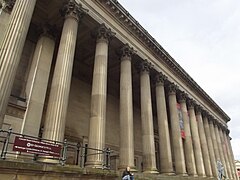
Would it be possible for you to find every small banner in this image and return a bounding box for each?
[13,136,62,157]
[177,103,186,139]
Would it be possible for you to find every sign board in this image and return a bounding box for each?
[13,136,62,157]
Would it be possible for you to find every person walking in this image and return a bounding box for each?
[217,160,225,180]
[122,166,134,180]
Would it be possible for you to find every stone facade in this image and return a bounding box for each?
[0,0,238,179]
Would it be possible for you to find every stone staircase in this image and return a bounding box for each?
[0,160,221,180]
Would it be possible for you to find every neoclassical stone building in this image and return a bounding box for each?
[0,0,238,179]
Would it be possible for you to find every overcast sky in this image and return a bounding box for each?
[118,0,240,160]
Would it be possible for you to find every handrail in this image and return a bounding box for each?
[0,128,111,169]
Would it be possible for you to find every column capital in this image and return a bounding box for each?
[167,82,178,95]
[92,23,116,43]
[136,59,153,74]
[219,123,225,131]
[218,122,228,132]
[60,0,88,21]
[118,43,136,59]
[208,115,215,123]
[187,98,196,109]
[37,23,58,40]
[195,105,203,115]
[222,126,229,134]
[201,110,209,118]
[0,0,15,13]
[213,119,220,127]
[155,72,167,86]
[178,91,188,103]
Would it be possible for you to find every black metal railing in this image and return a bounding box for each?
[0,128,111,169]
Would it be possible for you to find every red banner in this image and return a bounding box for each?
[177,103,185,139]
[13,136,62,157]
[181,130,186,139]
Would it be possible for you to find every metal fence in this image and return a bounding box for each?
[0,128,111,169]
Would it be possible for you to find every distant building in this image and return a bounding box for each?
[0,0,238,179]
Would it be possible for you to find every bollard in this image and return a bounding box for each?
[103,147,111,169]
[60,139,68,166]
[75,142,80,165]
[80,145,86,168]
[106,148,111,169]
[0,128,12,159]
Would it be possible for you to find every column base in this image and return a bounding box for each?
[188,174,198,177]
[160,172,176,176]
[84,161,103,169]
[143,168,159,174]
[37,156,59,164]
[176,173,188,177]
[198,174,207,177]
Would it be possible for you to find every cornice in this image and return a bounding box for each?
[96,0,230,122]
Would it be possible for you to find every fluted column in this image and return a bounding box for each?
[119,44,135,170]
[222,129,234,179]
[209,119,220,163]
[195,106,212,177]
[155,73,174,174]
[178,92,197,176]
[43,1,86,142]
[138,60,158,173]
[187,99,205,177]
[0,0,37,128]
[225,132,238,179]
[224,131,236,179]
[86,24,115,168]
[0,0,15,44]
[21,26,55,137]
[168,83,187,175]
[203,113,218,177]
[219,127,232,179]
[215,122,228,178]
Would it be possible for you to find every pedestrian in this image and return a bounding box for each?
[122,166,134,180]
[217,160,225,180]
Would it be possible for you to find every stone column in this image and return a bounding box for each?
[119,44,135,170]
[225,132,238,179]
[155,72,174,175]
[0,0,37,128]
[219,126,232,179]
[137,60,158,173]
[224,132,235,180]
[195,106,212,177]
[0,0,15,44]
[43,1,86,142]
[203,113,218,178]
[187,99,205,177]
[178,92,197,176]
[168,83,187,175]
[224,131,236,179]
[209,118,220,162]
[21,26,55,137]
[85,24,115,168]
[215,122,228,178]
